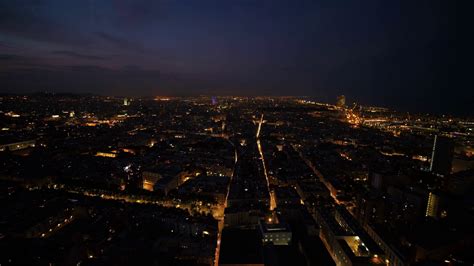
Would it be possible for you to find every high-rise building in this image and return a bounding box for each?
[259,220,292,246]
[336,95,346,108]
[123,98,130,106]
[429,135,454,176]
[425,191,439,218]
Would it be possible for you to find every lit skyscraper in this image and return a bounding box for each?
[425,192,439,218]
[429,135,454,176]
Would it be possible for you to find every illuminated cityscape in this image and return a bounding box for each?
[0,95,471,265]
[0,1,467,265]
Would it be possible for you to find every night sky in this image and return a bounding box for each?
[0,1,464,114]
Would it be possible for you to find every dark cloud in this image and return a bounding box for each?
[96,32,146,54]
[0,54,40,70]
[51,51,108,60]
[110,0,168,27]
[0,64,166,95]
[0,0,91,47]
[0,54,24,61]
[0,41,14,49]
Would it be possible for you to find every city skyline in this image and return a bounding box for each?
[0,0,463,115]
